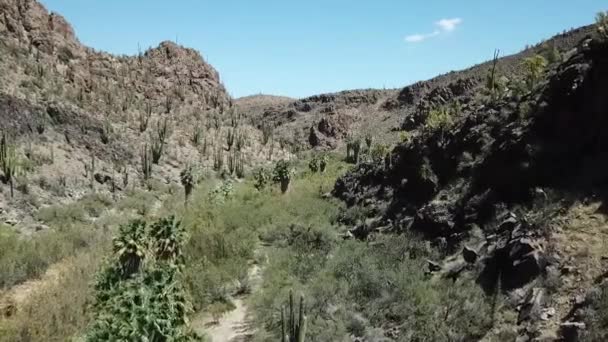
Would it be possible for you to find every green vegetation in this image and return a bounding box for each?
[151,117,170,164]
[0,133,19,197]
[281,291,307,342]
[346,136,362,164]
[523,54,548,90]
[426,106,454,131]
[273,159,294,193]
[86,217,200,341]
[180,164,196,205]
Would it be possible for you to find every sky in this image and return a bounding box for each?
[39,1,605,99]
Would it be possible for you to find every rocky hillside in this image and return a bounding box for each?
[332,30,608,340]
[236,25,597,153]
[0,0,289,231]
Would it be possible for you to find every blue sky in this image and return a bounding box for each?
[40,0,605,98]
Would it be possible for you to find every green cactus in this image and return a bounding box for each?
[139,101,153,133]
[140,144,152,181]
[235,151,245,178]
[150,117,170,164]
[365,133,373,151]
[0,133,18,197]
[281,291,307,342]
[213,145,224,172]
[226,128,236,151]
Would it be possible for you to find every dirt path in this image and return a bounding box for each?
[193,264,262,342]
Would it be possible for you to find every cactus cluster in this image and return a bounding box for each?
[346,136,362,164]
[308,155,328,173]
[281,291,307,342]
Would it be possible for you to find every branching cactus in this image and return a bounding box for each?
[281,291,307,342]
[151,117,170,164]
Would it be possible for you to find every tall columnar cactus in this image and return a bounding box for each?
[281,291,307,342]
[226,128,235,151]
[151,117,170,164]
[0,133,18,198]
[235,151,245,178]
[139,101,153,133]
[365,133,373,151]
[141,144,152,181]
[213,145,224,172]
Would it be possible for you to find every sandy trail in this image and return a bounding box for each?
[194,264,261,342]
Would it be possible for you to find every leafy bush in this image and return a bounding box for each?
[253,167,272,191]
[273,160,294,193]
[86,217,201,341]
[523,54,548,90]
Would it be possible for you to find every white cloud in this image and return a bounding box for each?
[404,30,440,43]
[436,18,462,32]
[404,17,462,43]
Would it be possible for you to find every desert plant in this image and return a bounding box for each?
[254,167,272,191]
[346,136,362,164]
[261,121,273,145]
[230,108,241,128]
[308,158,319,173]
[364,133,373,151]
[425,106,453,131]
[87,217,200,341]
[236,131,246,151]
[370,143,389,162]
[149,215,185,261]
[112,220,148,277]
[139,101,153,133]
[0,133,19,197]
[226,128,236,151]
[140,144,153,181]
[235,151,245,178]
[191,123,203,146]
[523,54,548,90]
[213,145,224,172]
[484,49,508,101]
[273,160,293,194]
[180,164,196,205]
[150,117,170,164]
[281,291,307,342]
[597,11,608,40]
[101,119,113,144]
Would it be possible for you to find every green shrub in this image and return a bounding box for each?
[523,54,548,90]
[273,160,294,193]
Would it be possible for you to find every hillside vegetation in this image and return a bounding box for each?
[1,1,608,341]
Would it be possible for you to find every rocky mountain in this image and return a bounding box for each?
[332,30,608,340]
[237,25,597,153]
[0,0,289,230]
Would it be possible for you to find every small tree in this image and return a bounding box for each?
[523,54,548,90]
[180,165,195,206]
[273,160,293,194]
[253,167,272,191]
